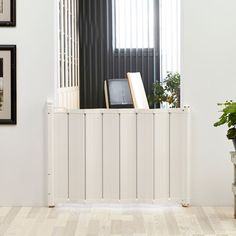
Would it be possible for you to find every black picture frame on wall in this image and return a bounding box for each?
[0,0,16,26]
[0,45,16,124]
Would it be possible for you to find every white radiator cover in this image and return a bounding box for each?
[47,103,190,206]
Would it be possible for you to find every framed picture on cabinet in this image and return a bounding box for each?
[0,0,16,26]
[0,45,16,124]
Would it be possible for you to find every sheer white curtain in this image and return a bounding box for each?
[160,0,180,80]
[115,0,154,49]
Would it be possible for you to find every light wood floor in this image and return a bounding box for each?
[0,205,236,236]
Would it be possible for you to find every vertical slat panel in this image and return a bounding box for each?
[58,0,61,89]
[170,112,187,200]
[69,113,85,201]
[86,113,102,200]
[137,113,154,201]
[154,112,170,200]
[60,0,65,88]
[74,0,77,87]
[120,113,136,201]
[68,0,71,87]
[77,0,79,87]
[103,114,120,200]
[64,0,68,87]
[71,0,75,87]
[54,113,68,202]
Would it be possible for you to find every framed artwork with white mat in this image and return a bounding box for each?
[0,45,16,124]
[0,0,16,26]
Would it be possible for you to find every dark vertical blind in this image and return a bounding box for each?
[79,0,160,108]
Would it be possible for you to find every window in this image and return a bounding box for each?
[114,0,181,79]
[115,0,155,49]
[160,0,180,79]
[79,0,160,108]
[57,0,80,109]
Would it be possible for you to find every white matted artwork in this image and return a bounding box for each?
[0,45,16,124]
[0,0,16,26]
[0,58,3,111]
[127,72,149,109]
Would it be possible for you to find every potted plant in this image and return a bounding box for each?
[149,72,180,108]
[214,101,236,150]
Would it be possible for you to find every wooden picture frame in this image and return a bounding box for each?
[0,0,16,26]
[0,45,16,124]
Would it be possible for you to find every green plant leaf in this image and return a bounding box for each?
[214,115,227,127]
[223,104,236,114]
[227,128,236,139]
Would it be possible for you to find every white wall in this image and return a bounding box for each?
[0,0,56,206]
[1,0,236,207]
[182,0,236,205]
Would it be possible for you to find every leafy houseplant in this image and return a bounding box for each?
[214,101,236,150]
[149,72,180,108]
